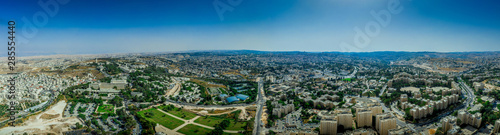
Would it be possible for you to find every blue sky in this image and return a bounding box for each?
[1,0,500,56]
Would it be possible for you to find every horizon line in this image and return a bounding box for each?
[8,49,500,58]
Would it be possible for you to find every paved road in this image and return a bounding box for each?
[0,99,56,126]
[97,119,110,131]
[163,99,253,109]
[343,66,358,79]
[131,114,142,135]
[379,85,387,97]
[391,103,402,115]
[107,117,119,131]
[457,77,475,108]
[253,78,265,135]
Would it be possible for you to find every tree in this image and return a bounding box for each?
[435,127,443,135]
[374,89,381,97]
[85,120,91,126]
[78,113,86,121]
[117,129,132,135]
[161,96,166,102]
[75,122,83,129]
[110,96,123,107]
[101,113,109,120]
[145,112,154,118]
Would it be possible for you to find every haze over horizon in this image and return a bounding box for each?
[1,0,500,56]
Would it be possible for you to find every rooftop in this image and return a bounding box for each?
[226,96,239,103]
[235,94,249,100]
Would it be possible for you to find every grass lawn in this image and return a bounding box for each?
[222,133,244,135]
[342,78,352,82]
[158,106,198,120]
[97,104,114,113]
[138,108,185,129]
[177,124,212,135]
[194,116,247,130]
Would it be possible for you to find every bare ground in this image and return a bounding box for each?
[0,100,81,135]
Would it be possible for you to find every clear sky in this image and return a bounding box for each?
[1,0,500,56]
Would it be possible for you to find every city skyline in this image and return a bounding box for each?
[1,1,500,134]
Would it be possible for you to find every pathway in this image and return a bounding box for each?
[173,116,200,131]
[204,108,245,116]
[156,108,243,134]
[155,124,182,135]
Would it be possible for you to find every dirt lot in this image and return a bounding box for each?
[0,100,81,135]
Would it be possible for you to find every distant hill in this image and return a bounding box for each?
[15,50,500,62]
[175,50,499,62]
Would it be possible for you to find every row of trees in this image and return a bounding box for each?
[136,111,156,135]
[266,100,276,127]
